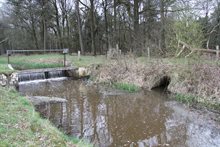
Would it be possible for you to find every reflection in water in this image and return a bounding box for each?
[19,79,220,147]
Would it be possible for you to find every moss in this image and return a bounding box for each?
[0,86,91,147]
[173,93,220,112]
[175,93,198,105]
[113,82,139,92]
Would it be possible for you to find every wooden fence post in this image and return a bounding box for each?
[78,51,81,60]
[147,47,150,59]
[64,53,66,67]
[216,45,219,60]
[63,49,69,67]
[7,50,12,65]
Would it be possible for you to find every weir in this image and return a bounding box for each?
[18,67,75,82]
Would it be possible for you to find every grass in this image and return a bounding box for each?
[174,93,220,111]
[0,54,63,70]
[0,64,14,74]
[113,82,140,92]
[69,55,106,67]
[0,86,92,147]
[175,93,197,105]
[0,54,106,72]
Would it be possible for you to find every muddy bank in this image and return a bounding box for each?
[91,58,220,111]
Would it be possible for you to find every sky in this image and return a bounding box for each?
[0,0,5,7]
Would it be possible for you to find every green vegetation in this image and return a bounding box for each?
[0,54,106,72]
[113,82,140,92]
[70,55,106,67]
[0,54,63,70]
[167,17,204,51]
[0,64,14,74]
[175,93,197,105]
[174,93,220,111]
[0,87,91,147]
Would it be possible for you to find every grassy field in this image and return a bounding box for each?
[0,87,91,147]
[0,54,107,73]
[70,55,107,67]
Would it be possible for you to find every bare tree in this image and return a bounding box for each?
[76,0,84,54]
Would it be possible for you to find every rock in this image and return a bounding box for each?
[78,67,90,77]
[66,67,90,78]
[9,73,18,86]
[0,74,8,86]
[28,96,67,106]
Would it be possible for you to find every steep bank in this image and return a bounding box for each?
[0,87,91,146]
[91,57,220,112]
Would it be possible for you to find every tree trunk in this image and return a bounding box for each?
[160,0,166,54]
[43,19,47,50]
[90,0,96,56]
[134,0,139,34]
[103,0,109,53]
[53,0,63,49]
[113,0,117,46]
[133,0,140,52]
[76,0,84,54]
[30,14,39,49]
[216,2,220,45]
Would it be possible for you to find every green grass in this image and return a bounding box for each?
[113,82,140,92]
[69,55,107,67]
[0,64,14,74]
[174,93,220,111]
[0,86,92,147]
[0,54,63,70]
[12,62,62,70]
[0,54,107,72]
[175,93,197,105]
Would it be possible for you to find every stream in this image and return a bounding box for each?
[19,79,220,147]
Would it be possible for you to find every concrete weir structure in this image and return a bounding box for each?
[0,67,90,86]
[17,67,90,82]
[18,67,76,82]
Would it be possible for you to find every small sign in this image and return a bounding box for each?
[63,49,69,54]
[7,50,12,56]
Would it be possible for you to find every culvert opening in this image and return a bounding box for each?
[151,76,171,90]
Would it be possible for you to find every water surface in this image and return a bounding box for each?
[19,79,220,147]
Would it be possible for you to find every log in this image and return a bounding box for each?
[176,40,218,58]
[0,38,8,44]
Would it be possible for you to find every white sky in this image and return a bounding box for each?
[0,0,5,7]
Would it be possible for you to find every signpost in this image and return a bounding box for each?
[7,50,12,65]
[63,49,69,67]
